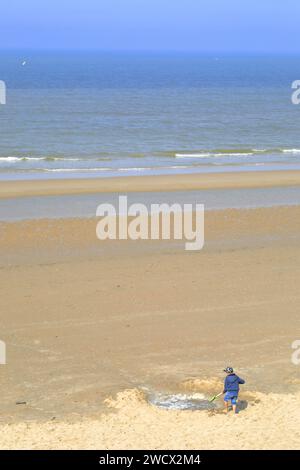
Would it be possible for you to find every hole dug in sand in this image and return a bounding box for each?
[104,387,220,413]
[148,391,218,411]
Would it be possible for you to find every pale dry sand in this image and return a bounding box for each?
[1,203,300,449]
[1,170,300,199]
[1,386,300,449]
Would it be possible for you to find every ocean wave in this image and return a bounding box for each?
[0,156,110,163]
[1,148,300,165]
[118,167,152,172]
[1,147,300,176]
[36,166,191,173]
[175,153,211,158]
[0,157,25,162]
[0,156,82,162]
[174,148,300,158]
[175,152,255,158]
[43,168,111,172]
[281,148,300,154]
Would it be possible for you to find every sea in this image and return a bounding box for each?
[1,51,300,181]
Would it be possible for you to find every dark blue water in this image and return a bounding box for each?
[1,52,300,179]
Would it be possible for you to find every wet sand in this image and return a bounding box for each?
[1,203,300,448]
[1,169,300,199]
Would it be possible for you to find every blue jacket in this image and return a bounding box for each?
[224,374,245,393]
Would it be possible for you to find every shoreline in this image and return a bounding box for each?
[1,170,300,199]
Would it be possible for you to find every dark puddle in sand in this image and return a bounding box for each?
[147,391,218,411]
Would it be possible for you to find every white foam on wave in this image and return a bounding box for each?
[43,168,111,172]
[175,152,254,159]
[118,165,192,172]
[175,148,300,158]
[282,148,300,154]
[214,152,253,157]
[175,153,211,158]
[118,167,152,172]
[43,165,191,174]
[0,156,87,163]
[0,157,23,162]
[169,165,190,169]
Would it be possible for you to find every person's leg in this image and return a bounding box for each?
[224,399,229,413]
[232,396,238,414]
[224,393,230,413]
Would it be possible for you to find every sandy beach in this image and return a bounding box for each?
[3,1,300,454]
[1,171,300,448]
[1,170,300,199]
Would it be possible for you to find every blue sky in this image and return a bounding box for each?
[0,0,299,52]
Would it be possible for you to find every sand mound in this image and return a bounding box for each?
[104,388,148,410]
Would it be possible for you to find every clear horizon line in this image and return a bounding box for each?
[1,47,300,55]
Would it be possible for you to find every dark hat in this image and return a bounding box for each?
[223,367,234,373]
